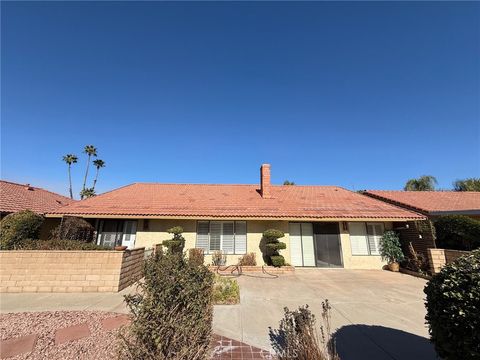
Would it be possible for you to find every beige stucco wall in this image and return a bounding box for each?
[134,219,392,269]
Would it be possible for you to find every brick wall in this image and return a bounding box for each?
[396,220,436,259]
[0,248,144,293]
[427,248,470,274]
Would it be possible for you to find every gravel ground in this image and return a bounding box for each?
[0,311,122,359]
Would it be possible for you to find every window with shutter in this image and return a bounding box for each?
[366,223,384,255]
[234,221,247,254]
[195,221,248,254]
[196,221,210,252]
[209,221,222,251]
[222,222,235,254]
[348,222,369,255]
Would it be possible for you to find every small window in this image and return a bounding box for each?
[348,222,384,256]
[195,221,247,254]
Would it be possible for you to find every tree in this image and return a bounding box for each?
[79,187,96,199]
[453,178,480,192]
[81,145,97,199]
[404,175,437,191]
[92,159,105,190]
[262,229,287,267]
[62,154,78,199]
[283,180,295,185]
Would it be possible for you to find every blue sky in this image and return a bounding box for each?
[1,2,479,198]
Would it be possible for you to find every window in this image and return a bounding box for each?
[348,222,384,255]
[97,220,138,249]
[196,221,247,254]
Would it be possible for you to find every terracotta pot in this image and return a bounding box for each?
[388,262,400,272]
[115,246,128,251]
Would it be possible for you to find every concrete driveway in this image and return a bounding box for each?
[213,269,438,360]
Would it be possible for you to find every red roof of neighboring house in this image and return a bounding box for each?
[363,190,480,215]
[47,183,424,220]
[0,180,75,215]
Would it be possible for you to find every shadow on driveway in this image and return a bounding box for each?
[333,324,438,360]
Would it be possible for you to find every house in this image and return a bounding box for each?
[46,165,425,269]
[362,190,480,256]
[0,180,75,238]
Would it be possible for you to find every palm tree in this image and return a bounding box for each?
[81,145,97,199]
[404,175,438,191]
[62,154,78,199]
[92,159,105,190]
[80,187,96,199]
[453,178,480,191]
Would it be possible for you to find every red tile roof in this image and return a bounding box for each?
[47,183,424,220]
[0,180,75,215]
[364,190,480,215]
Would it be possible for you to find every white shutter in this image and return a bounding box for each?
[367,223,384,255]
[301,223,315,266]
[234,221,247,254]
[289,223,303,266]
[196,221,210,252]
[122,221,137,249]
[349,222,369,255]
[222,222,235,254]
[209,222,222,251]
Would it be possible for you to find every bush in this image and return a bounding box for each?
[161,226,185,254]
[238,252,256,266]
[211,250,226,266]
[212,275,240,305]
[434,215,480,251]
[424,250,480,360]
[269,301,339,360]
[189,248,204,266]
[262,228,286,267]
[0,210,44,250]
[379,230,404,264]
[50,216,95,241]
[120,251,214,359]
[15,239,110,251]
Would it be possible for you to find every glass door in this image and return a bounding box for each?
[313,223,343,268]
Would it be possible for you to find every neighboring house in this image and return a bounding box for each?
[362,190,480,256]
[46,165,424,269]
[0,180,76,238]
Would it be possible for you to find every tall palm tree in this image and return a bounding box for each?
[404,175,438,191]
[453,178,480,191]
[92,159,105,190]
[81,145,97,199]
[62,154,78,199]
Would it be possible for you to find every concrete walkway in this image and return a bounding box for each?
[213,269,438,360]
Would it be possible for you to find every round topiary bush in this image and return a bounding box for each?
[0,210,44,250]
[424,249,480,360]
[262,228,286,267]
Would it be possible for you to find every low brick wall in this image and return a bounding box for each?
[427,248,470,274]
[0,248,145,293]
[208,265,295,275]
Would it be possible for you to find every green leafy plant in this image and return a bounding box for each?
[238,252,256,266]
[50,216,95,242]
[0,210,44,250]
[404,175,437,191]
[379,231,405,264]
[15,239,110,250]
[424,250,480,360]
[434,215,480,251]
[212,275,240,305]
[263,229,286,267]
[211,250,226,266]
[453,177,480,192]
[189,248,205,266]
[120,251,214,359]
[269,301,339,360]
[161,226,185,254]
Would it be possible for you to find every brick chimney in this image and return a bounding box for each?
[260,164,272,199]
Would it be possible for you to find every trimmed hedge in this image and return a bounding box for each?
[424,249,480,359]
[15,239,110,251]
[263,229,286,267]
[0,210,44,250]
[434,215,480,251]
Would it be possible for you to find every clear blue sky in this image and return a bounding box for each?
[1,2,479,198]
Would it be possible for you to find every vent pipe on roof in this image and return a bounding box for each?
[260,164,272,199]
[25,184,33,191]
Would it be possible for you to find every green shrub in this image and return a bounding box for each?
[161,226,185,254]
[15,239,110,251]
[379,230,405,264]
[212,275,240,305]
[0,210,44,250]
[189,248,204,266]
[269,301,339,360]
[424,250,480,360]
[262,229,286,267]
[50,216,95,241]
[238,252,256,266]
[120,252,214,359]
[434,215,480,250]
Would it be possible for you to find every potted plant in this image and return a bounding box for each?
[379,230,405,272]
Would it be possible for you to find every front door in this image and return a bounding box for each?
[313,223,343,268]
